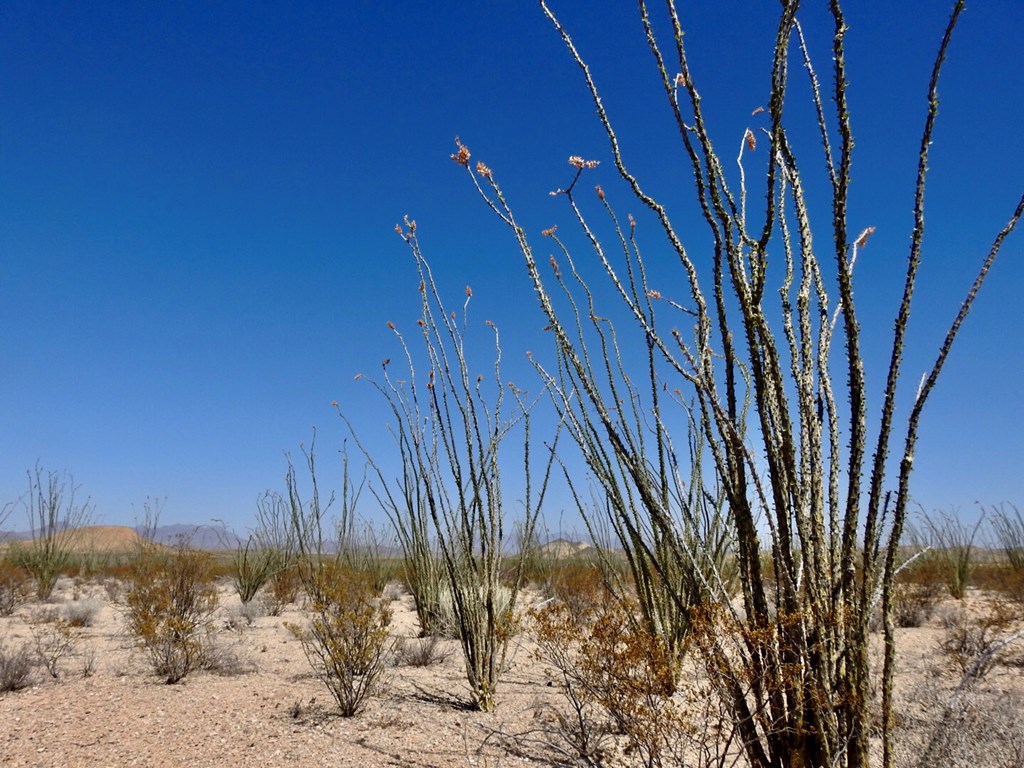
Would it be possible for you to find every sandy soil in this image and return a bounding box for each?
[0,577,1021,767]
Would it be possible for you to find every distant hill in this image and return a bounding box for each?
[0,522,243,552]
[538,538,593,559]
[0,525,149,554]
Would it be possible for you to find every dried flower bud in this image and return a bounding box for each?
[386,321,395,330]
[543,325,552,332]
[354,373,363,380]
[465,285,472,297]
[330,400,338,407]
[854,226,876,249]
[485,319,494,327]
[568,156,600,170]
[675,73,686,88]
[596,185,605,200]
[408,219,416,232]
[476,374,483,383]
[647,289,663,300]
[541,225,557,237]
[549,255,561,277]
[751,106,765,117]
[451,137,471,166]
[628,214,636,229]
[394,224,403,235]
[475,161,492,178]
[382,358,391,367]
[744,129,756,152]
[417,319,425,327]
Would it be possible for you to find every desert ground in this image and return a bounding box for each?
[1,529,1022,767]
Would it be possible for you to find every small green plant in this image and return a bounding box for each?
[124,542,219,683]
[228,535,281,605]
[287,564,393,717]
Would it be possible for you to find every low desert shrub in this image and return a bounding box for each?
[27,610,76,679]
[0,560,32,616]
[539,558,612,624]
[287,564,393,717]
[200,633,254,677]
[394,635,451,668]
[224,594,271,631]
[435,581,515,641]
[0,640,34,692]
[62,599,101,628]
[898,661,1024,767]
[124,543,219,683]
[264,563,301,615]
[530,597,694,767]
[939,602,1018,681]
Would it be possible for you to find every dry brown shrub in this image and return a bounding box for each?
[264,562,301,615]
[287,564,393,717]
[540,559,613,623]
[531,598,703,766]
[940,600,1020,680]
[123,544,219,683]
[0,560,32,616]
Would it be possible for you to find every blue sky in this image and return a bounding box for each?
[2,2,1021,534]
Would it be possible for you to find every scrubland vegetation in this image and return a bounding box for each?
[3,1,1023,766]
[0,513,1023,766]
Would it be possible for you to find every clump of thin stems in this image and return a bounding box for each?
[12,463,94,600]
[989,503,1024,573]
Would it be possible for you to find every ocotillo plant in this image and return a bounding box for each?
[450,2,1023,766]
[341,224,558,712]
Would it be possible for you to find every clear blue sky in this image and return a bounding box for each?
[2,2,1021,533]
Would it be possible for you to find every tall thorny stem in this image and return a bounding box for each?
[449,1,1022,766]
